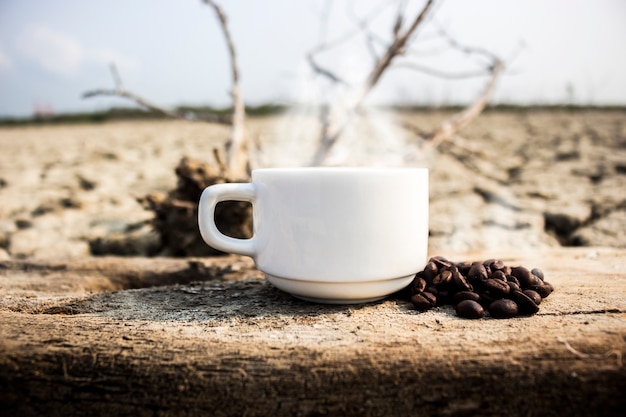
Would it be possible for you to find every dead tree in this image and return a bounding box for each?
[306,0,504,165]
[83,0,249,180]
[80,0,507,256]
[82,1,252,256]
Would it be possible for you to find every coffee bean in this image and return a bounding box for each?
[456,300,484,319]
[453,291,481,304]
[468,262,489,282]
[507,281,521,293]
[425,285,438,295]
[523,289,542,305]
[543,281,554,295]
[437,289,451,304]
[407,257,553,319]
[483,278,510,297]
[478,291,497,307]
[483,259,505,273]
[423,261,438,281]
[530,274,543,286]
[421,291,437,306]
[410,293,433,311]
[530,282,554,298]
[455,261,472,275]
[531,268,544,280]
[452,267,473,292]
[510,266,530,283]
[505,274,520,286]
[510,290,540,316]
[433,270,453,287]
[528,284,547,298]
[490,259,506,271]
[411,277,427,294]
[429,256,452,269]
[511,266,541,288]
[489,299,519,319]
[491,270,507,281]
[483,258,497,268]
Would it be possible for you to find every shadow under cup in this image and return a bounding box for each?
[199,167,429,304]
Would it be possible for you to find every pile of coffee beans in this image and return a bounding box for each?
[406,256,554,319]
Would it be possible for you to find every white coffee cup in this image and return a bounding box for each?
[198,167,429,304]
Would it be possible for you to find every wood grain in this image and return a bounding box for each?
[1,248,624,416]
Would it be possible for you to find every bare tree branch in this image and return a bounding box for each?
[322,1,392,51]
[83,88,181,120]
[82,65,231,125]
[346,2,385,63]
[203,0,249,178]
[393,61,496,79]
[310,0,437,166]
[307,53,349,85]
[361,0,435,101]
[307,1,392,84]
[400,24,506,148]
[309,0,506,166]
[424,59,504,148]
[110,62,123,89]
[433,22,499,64]
[212,147,227,176]
[392,0,407,37]
[81,63,183,119]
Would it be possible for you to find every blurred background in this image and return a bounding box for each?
[1,0,625,117]
[0,0,625,260]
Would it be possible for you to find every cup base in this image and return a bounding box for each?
[265,273,415,305]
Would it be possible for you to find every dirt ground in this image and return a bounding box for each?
[0,109,625,260]
[1,111,625,416]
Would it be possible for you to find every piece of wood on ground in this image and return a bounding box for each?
[1,248,625,416]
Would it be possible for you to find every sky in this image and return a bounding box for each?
[0,0,625,118]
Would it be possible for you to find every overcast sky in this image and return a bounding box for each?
[1,0,625,117]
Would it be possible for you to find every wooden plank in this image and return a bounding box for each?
[1,248,625,416]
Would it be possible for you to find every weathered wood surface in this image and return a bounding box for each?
[1,248,625,416]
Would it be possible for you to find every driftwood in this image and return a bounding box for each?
[1,248,624,416]
[142,157,252,257]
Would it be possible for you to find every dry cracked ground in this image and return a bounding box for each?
[0,109,625,261]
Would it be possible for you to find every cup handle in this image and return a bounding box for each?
[198,183,257,257]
